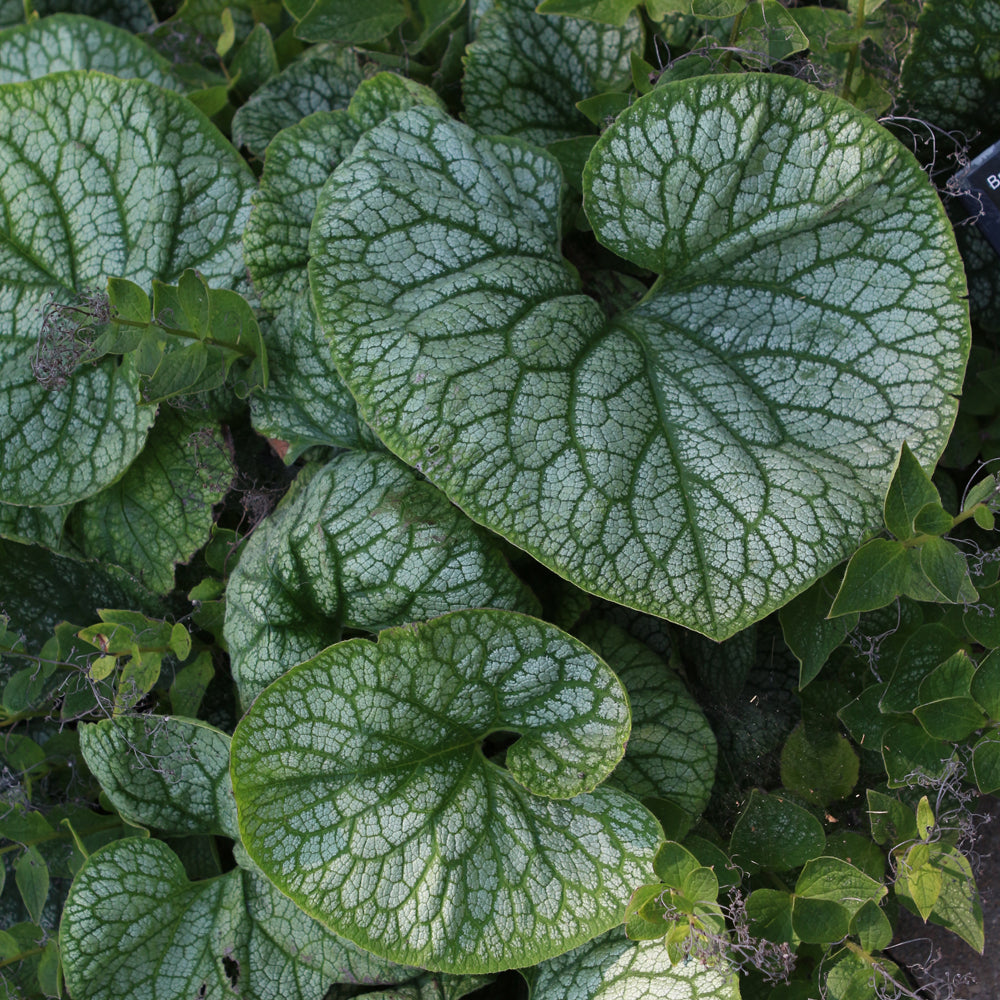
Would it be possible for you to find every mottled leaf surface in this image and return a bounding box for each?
[463,0,643,144]
[900,0,1000,143]
[244,75,444,456]
[0,72,253,506]
[231,44,365,157]
[577,619,716,817]
[309,76,968,638]
[524,926,741,999]
[231,609,661,972]
[0,14,185,86]
[69,409,233,592]
[225,451,539,703]
[60,838,421,1000]
[80,716,239,839]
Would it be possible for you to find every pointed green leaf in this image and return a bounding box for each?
[231,43,365,157]
[779,568,857,688]
[828,540,910,617]
[735,0,809,66]
[791,896,852,945]
[851,899,892,953]
[577,620,716,818]
[880,623,963,714]
[292,0,407,43]
[79,716,238,839]
[972,734,1000,794]
[880,719,956,788]
[69,409,233,593]
[463,0,644,145]
[730,789,825,872]
[912,502,954,536]
[972,650,1000,719]
[310,74,968,639]
[913,697,987,742]
[169,650,214,718]
[883,442,940,539]
[746,888,797,945]
[899,843,942,921]
[915,536,978,605]
[224,451,540,703]
[794,857,885,916]
[963,474,997,513]
[867,789,917,846]
[916,795,935,840]
[823,948,901,1000]
[690,0,743,16]
[0,13,186,88]
[780,724,859,806]
[231,609,661,973]
[523,926,740,1000]
[965,584,1000,649]
[14,847,48,924]
[0,72,253,507]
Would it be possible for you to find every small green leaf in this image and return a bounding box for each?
[971,649,1000,718]
[88,654,118,681]
[883,442,940,540]
[735,0,809,66]
[730,789,825,872]
[913,697,986,742]
[690,0,744,17]
[107,277,152,325]
[114,651,162,715]
[794,857,885,916]
[867,789,917,846]
[900,843,942,921]
[974,505,996,531]
[746,889,796,945]
[80,716,238,839]
[169,650,215,718]
[851,899,892,953]
[779,569,857,688]
[14,846,48,924]
[915,536,979,605]
[791,896,852,945]
[912,502,954,536]
[828,539,909,617]
[972,734,1000,794]
[916,795,935,840]
[881,719,956,788]
[293,0,407,43]
[780,724,859,806]
[231,609,662,973]
[651,840,700,887]
[577,91,632,127]
[880,623,963,714]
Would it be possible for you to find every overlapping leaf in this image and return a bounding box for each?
[463,0,643,144]
[523,927,740,999]
[244,74,444,456]
[231,43,365,157]
[309,75,968,639]
[0,72,254,507]
[231,609,662,972]
[224,450,539,703]
[0,13,186,86]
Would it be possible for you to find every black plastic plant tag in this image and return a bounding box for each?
[952,139,1000,256]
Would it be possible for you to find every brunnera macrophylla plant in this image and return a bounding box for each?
[0,3,994,1000]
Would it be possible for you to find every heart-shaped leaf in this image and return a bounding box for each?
[224,451,540,703]
[231,609,662,973]
[309,74,968,639]
[0,71,253,507]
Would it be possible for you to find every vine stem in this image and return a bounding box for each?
[722,2,750,70]
[840,0,867,101]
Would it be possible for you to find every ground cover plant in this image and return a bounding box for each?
[2,0,999,997]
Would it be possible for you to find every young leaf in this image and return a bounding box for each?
[310,75,969,640]
[828,539,910,617]
[883,441,940,540]
[231,609,662,973]
[915,536,979,605]
[794,857,885,916]
[14,846,48,924]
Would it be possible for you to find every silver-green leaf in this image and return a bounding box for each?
[0,72,254,507]
[230,609,662,973]
[224,451,540,703]
[309,75,968,639]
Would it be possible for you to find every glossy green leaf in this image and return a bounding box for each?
[0,72,253,507]
[231,43,364,157]
[231,609,661,973]
[310,75,968,639]
[880,623,962,714]
[0,13,185,87]
[69,409,233,592]
[576,620,716,817]
[794,857,885,915]
[292,0,406,43]
[463,0,643,145]
[730,789,825,872]
[828,539,935,617]
[79,716,238,839]
[523,926,740,999]
[224,451,540,703]
[971,650,1000,718]
[244,74,444,458]
[900,0,1000,143]
[883,442,939,540]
